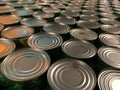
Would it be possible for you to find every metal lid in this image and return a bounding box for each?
[98,69,120,90]
[62,40,97,59]
[1,26,34,39]
[0,1,8,5]
[11,8,33,17]
[23,4,42,10]
[0,6,14,14]
[0,15,21,25]
[43,22,71,34]
[50,3,66,9]
[0,38,16,58]
[7,2,24,8]
[100,13,117,19]
[21,17,47,27]
[81,10,98,15]
[80,14,99,21]
[19,0,36,4]
[33,11,54,19]
[70,28,98,41]
[42,7,60,14]
[77,20,101,29]
[65,6,81,12]
[100,18,120,25]
[28,33,63,50]
[1,48,50,82]
[54,16,76,25]
[98,47,120,69]
[47,58,96,90]
[101,25,120,34]
[60,10,79,17]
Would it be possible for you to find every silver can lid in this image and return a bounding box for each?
[43,22,71,34]
[1,26,34,39]
[0,38,16,58]
[11,8,33,17]
[62,40,97,59]
[70,28,98,41]
[101,25,120,34]
[7,2,24,8]
[81,10,98,15]
[33,11,54,19]
[42,7,60,14]
[1,48,50,82]
[0,15,21,25]
[23,4,42,10]
[47,58,96,90]
[98,69,120,90]
[50,3,66,9]
[98,47,120,69]
[100,13,117,19]
[0,6,14,14]
[55,16,76,25]
[77,20,101,29]
[28,33,63,50]
[21,17,47,27]
[65,6,81,12]
[99,33,120,48]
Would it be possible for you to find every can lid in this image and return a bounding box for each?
[0,15,21,25]
[98,47,120,69]
[81,10,98,15]
[0,6,14,14]
[47,58,96,90]
[62,40,97,59]
[1,26,34,39]
[99,33,120,48]
[0,38,16,58]
[101,25,120,34]
[100,13,117,19]
[23,4,42,10]
[0,1,8,5]
[33,11,54,19]
[61,10,80,17]
[77,20,101,29]
[0,23,4,31]
[28,33,63,50]
[65,6,81,12]
[43,22,71,34]
[7,2,23,8]
[50,3,66,9]
[70,28,98,41]
[1,48,50,82]
[11,8,33,16]
[21,17,47,27]
[98,69,120,90]
[42,7,60,13]
[19,0,35,3]
[55,16,76,25]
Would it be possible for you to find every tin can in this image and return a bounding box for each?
[50,3,66,9]
[0,5,14,14]
[42,7,60,14]
[100,13,117,19]
[23,4,42,10]
[47,58,97,90]
[98,68,120,90]
[7,2,24,8]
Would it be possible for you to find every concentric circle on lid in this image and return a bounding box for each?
[99,33,120,48]
[33,11,54,19]
[98,69,120,90]
[0,15,21,25]
[70,28,98,41]
[77,20,101,29]
[7,2,23,8]
[47,58,96,90]
[65,6,81,12]
[1,26,34,39]
[54,16,76,25]
[100,13,117,19]
[62,40,97,59]
[101,25,120,34]
[50,3,66,9]
[43,22,71,34]
[21,17,47,27]
[0,6,14,14]
[42,7,60,13]
[23,4,42,10]
[81,10,98,15]
[11,8,33,16]
[28,33,63,50]
[98,47,120,69]
[0,38,16,58]
[1,48,50,82]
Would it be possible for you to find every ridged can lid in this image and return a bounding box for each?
[23,4,42,10]
[77,20,101,29]
[65,6,81,12]
[33,11,54,19]
[54,16,76,25]
[47,58,96,90]
[98,69,120,90]
[21,17,47,27]
[0,38,16,58]
[81,10,98,15]
[43,22,71,34]
[98,47,120,69]
[101,25,120,34]
[42,7,60,14]
[0,15,21,25]
[1,26,34,39]
[0,6,14,14]
[70,28,98,41]
[100,13,117,19]
[1,48,50,82]
[50,3,66,9]
[7,2,24,8]
[62,40,97,59]
[99,33,120,48]
[11,8,33,16]
[28,33,63,50]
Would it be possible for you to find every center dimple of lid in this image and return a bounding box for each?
[38,38,54,46]
[111,79,120,90]
[0,44,6,53]
[108,52,120,63]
